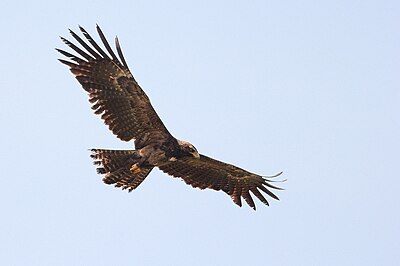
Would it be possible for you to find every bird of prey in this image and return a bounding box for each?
[57,25,283,210]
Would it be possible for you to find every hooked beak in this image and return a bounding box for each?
[192,151,200,159]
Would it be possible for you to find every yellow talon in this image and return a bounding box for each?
[130,163,141,174]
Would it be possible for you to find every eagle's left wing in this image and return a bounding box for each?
[57,26,174,148]
[158,155,283,210]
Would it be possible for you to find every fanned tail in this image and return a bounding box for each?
[90,149,153,192]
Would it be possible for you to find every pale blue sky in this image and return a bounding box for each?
[0,1,399,265]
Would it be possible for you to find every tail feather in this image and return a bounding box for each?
[90,149,153,192]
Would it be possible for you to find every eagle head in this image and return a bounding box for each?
[178,140,200,159]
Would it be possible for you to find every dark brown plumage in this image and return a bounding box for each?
[58,25,283,210]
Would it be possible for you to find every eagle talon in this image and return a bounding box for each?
[130,163,141,174]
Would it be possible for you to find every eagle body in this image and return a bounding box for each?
[58,25,283,210]
[136,140,198,167]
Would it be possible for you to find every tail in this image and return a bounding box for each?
[90,149,153,192]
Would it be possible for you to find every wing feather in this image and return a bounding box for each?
[68,29,102,59]
[58,26,173,146]
[56,48,86,64]
[115,36,129,69]
[250,187,269,206]
[158,154,283,210]
[96,25,119,61]
[79,26,110,59]
[60,37,93,61]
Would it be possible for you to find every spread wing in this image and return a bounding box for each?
[158,155,283,210]
[57,25,173,148]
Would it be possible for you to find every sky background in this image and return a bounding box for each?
[0,0,399,265]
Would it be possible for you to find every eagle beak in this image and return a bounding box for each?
[192,151,200,159]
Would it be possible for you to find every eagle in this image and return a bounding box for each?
[57,25,283,210]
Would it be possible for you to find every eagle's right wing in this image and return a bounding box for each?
[159,154,283,210]
[57,25,173,148]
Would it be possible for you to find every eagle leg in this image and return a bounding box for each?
[130,163,142,174]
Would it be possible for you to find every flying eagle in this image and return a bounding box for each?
[57,25,283,210]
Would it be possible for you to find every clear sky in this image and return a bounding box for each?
[0,0,399,265]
